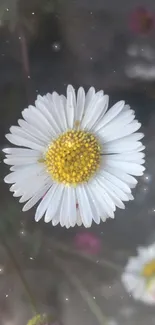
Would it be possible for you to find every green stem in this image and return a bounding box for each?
[52,253,108,325]
[50,238,123,273]
[1,235,38,315]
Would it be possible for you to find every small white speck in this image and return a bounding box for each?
[96,260,99,263]
[93,296,96,299]
[36,89,38,93]
[90,57,93,60]
[29,257,33,260]
[5,294,8,298]
[28,75,31,79]
[52,42,61,52]
[113,70,116,73]
[32,12,35,15]
[6,8,9,12]
[65,297,69,301]
[19,229,26,237]
[90,12,93,15]
[19,36,21,40]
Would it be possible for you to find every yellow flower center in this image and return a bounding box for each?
[45,130,101,185]
[142,259,155,277]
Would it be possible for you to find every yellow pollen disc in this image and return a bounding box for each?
[45,130,101,185]
[142,259,155,277]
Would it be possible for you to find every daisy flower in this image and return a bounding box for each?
[3,85,145,228]
[122,243,155,304]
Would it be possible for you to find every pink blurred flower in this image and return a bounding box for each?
[74,231,101,255]
[129,7,154,35]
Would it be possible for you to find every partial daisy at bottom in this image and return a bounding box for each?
[3,85,145,228]
[122,243,155,304]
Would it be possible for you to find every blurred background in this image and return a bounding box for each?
[0,0,155,324]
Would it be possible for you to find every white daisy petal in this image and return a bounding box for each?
[10,126,48,146]
[13,174,50,198]
[84,87,95,110]
[44,184,64,223]
[104,166,137,188]
[99,121,141,142]
[4,163,45,184]
[96,108,135,135]
[36,95,62,135]
[85,186,102,224]
[3,147,40,156]
[18,119,51,143]
[76,185,93,227]
[83,89,104,120]
[96,100,125,131]
[52,92,68,132]
[102,140,144,154]
[66,85,76,128]
[101,178,131,202]
[7,131,45,156]
[3,85,145,228]
[59,187,76,227]
[98,180,125,209]
[99,169,131,193]
[68,188,77,227]
[82,185,107,222]
[109,152,145,163]
[75,87,85,123]
[4,164,44,184]
[20,179,52,203]
[90,179,115,218]
[105,159,145,176]
[22,181,51,212]
[35,183,58,222]
[4,156,39,166]
[5,134,44,152]
[52,218,60,226]
[10,165,20,171]
[102,132,144,146]
[81,95,109,130]
[22,106,54,138]
[76,209,83,226]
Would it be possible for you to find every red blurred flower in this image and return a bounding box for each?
[74,231,101,255]
[129,7,154,35]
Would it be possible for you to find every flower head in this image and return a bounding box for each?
[122,243,155,304]
[3,85,145,228]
